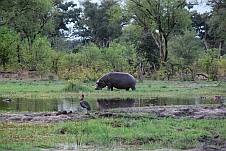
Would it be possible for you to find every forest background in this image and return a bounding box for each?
[1,0,226,82]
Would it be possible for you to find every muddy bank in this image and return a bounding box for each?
[100,104,226,119]
[1,104,226,124]
[0,111,91,124]
[1,105,226,151]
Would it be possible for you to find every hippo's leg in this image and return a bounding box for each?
[126,88,129,91]
[131,86,136,91]
[107,85,113,91]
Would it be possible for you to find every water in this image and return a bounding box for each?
[0,97,224,112]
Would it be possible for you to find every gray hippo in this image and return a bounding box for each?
[95,72,136,91]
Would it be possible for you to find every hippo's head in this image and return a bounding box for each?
[95,79,106,90]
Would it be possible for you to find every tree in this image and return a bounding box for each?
[119,24,159,81]
[207,0,226,59]
[77,0,123,47]
[0,27,19,70]
[125,0,192,63]
[191,12,212,50]
[1,0,54,48]
[0,0,56,72]
[52,0,81,36]
[136,32,160,71]
[169,30,202,66]
[199,49,219,80]
[167,30,202,80]
[50,0,82,49]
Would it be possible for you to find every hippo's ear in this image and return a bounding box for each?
[97,80,104,84]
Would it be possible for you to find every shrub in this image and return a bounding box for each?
[63,79,94,92]
[63,79,83,92]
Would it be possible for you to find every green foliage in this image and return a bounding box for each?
[78,0,123,47]
[20,37,55,76]
[198,49,219,80]
[0,0,56,74]
[0,143,40,151]
[125,0,192,62]
[105,42,136,72]
[119,24,142,46]
[1,117,226,150]
[57,43,136,81]
[218,56,226,76]
[32,37,55,76]
[0,27,20,71]
[1,0,54,47]
[0,0,225,82]
[136,32,160,71]
[207,0,226,49]
[169,30,202,66]
[57,45,106,81]
[151,66,167,80]
[63,79,83,92]
[52,1,82,37]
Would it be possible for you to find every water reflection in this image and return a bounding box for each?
[0,98,59,112]
[96,97,186,110]
[57,98,77,112]
[0,97,224,112]
[96,98,135,110]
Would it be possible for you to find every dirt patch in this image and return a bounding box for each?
[98,104,226,119]
[0,111,91,124]
[1,105,226,151]
[1,105,226,124]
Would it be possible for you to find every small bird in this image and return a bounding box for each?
[200,96,207,100]
[80,94,91,114]
[214,95,222,101]
[2,98,14,103]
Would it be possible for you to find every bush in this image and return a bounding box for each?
[63,79,83,92]
[63,79,94,92]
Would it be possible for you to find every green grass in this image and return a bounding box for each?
[1,117,226,150]
[0,79,64,99]
[0,78,225,99]
[1,78,226,150]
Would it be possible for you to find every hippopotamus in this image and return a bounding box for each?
[95,72,136,91]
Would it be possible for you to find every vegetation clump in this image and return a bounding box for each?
[63,79,83,92]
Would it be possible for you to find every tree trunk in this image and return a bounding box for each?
[218,40,224,59]
[151,32,165,63]
[138,62,144,82]
[164,37,168,63]
[203,38,209,50]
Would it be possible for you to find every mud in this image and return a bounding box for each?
[1,104,226,124]
[99,104,226,119]
[1,104,226,151]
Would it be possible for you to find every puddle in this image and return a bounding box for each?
[0,97,224,112]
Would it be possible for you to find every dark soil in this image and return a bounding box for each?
[1,104,226,151]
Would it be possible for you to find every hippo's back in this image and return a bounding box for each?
[107,72,136,90]
[108,72,134,79]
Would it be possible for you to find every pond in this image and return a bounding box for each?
[0,96,224,112]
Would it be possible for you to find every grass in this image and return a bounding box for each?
[0,78,226,150]
[0,117,226,150]
[0,78,225,99]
